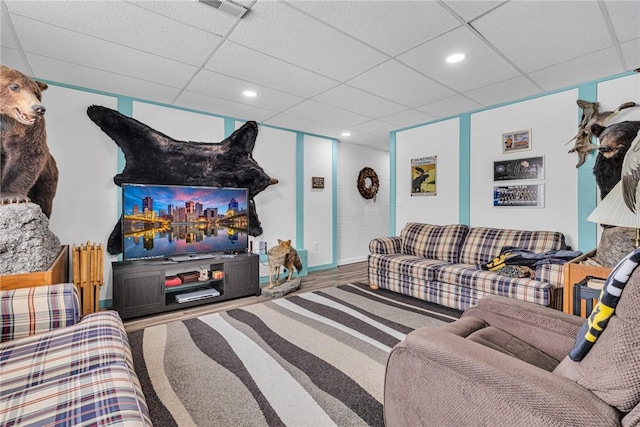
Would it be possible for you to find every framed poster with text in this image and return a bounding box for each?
[411,156,437,196]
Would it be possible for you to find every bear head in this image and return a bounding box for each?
[592,121,640,160]
[0,64,48,126]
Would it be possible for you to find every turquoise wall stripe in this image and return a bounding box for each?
[332,139,338,267]
[459,114,471,226]
[389,132,397,236]
[577,83,598,252]
[224,117,236,138]
[296,133,304,249]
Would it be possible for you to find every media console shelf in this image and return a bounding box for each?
[112,253,259,320]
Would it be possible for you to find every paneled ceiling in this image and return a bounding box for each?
[2,0,638,151]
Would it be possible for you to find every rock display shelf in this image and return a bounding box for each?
[0,245,69,290]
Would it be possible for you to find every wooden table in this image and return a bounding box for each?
[563,250,611,318]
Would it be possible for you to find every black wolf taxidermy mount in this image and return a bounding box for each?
[86,105,277,255]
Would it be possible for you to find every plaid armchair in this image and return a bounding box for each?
[0,283,151,426]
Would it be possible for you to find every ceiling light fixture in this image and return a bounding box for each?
[446,53,466,63]
[341,132,351,137]
[243,90,257,97]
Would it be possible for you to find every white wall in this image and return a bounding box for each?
[249,125,297,278]
[304,135,334,267]
[395,118,460,230]
[337,143,389,264]
[45,86,118,301]
[470,89,579,247]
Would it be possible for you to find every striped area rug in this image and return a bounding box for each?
[128,282,462,426]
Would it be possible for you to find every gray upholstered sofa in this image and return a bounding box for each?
[384,263,640,426]
[0,283,151,426]
[368,222,570,311]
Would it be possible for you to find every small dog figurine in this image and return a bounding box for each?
[267,239,303,289]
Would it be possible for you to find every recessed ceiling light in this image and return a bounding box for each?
[243,90,257,97]
[446,53,466,63]
[341,131,351,137]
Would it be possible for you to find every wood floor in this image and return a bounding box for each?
[123,261,369,332]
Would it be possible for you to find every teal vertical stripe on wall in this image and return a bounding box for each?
[224,117,235,138]
[577,83,598,252]
[389,132,397,236]
[296,133,304,249]
[459,114,471,226]
[332,139,338,267]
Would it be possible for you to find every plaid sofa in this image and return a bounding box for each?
[0,283,152,426]
[368,223,567,311]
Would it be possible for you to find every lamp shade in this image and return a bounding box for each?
[587,181,640,227]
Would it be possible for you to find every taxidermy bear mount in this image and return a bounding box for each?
[86,105,277,255]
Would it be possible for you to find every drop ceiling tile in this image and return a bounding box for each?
[175,90,277,123]
[621,38,640,70]
[348,60,455,108]
[464,76,540,108]
[352,119,397,136]
[187,69,304,111]
[312,84,406,119]
[287,1,460,56]
[416,94,483,118]
[530,48,624,92]
[398,27,520,92]
[472,1,612,73]
[12,15,197,88]
[264,113,342,139]
[340,131,388,148]
[204,41,337,98]
[5,1,221,66]
[25,54,182,104]
[603,1,640,43]
[442,1,506,21]
[381,109,437,129]
[1,11,18,49]
[130,1,238,37]
[227,1,387,81]
[285,100,370,129]
[1,47,31,75]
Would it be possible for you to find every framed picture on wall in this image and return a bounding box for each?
[411,156,437,196]
[502,129,531,153]
[493,156,544,181]
[493,184,544,207]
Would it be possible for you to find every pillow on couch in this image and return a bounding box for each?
[400,223,469,263]
[554,249,640,413]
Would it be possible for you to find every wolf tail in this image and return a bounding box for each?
[294,255,303,272]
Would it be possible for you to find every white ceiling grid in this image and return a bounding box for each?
[1,0,638,151]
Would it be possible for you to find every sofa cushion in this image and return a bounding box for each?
[0,311,133,394]
[437,264,554,306]
[459,227,566,265]
[401,223,469,263]
[0,283,80,343]
[368,253,449,283]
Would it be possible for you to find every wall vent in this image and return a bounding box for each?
[198,0,248,19]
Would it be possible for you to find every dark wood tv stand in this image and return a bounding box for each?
[112,253,259,320]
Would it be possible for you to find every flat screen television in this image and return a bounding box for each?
[121,183,249,262]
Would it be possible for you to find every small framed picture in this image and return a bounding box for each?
[311,176,324,189]
[493,156,544,181]
[493,184,544,208]
[502,129,531,153]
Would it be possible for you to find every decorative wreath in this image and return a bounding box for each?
[357,167,380,200]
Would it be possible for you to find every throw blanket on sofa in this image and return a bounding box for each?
[481,247,582,272]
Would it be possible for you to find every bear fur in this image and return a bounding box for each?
[86,105,277,255]
[0,65,58,217]
[592,121,640,199]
